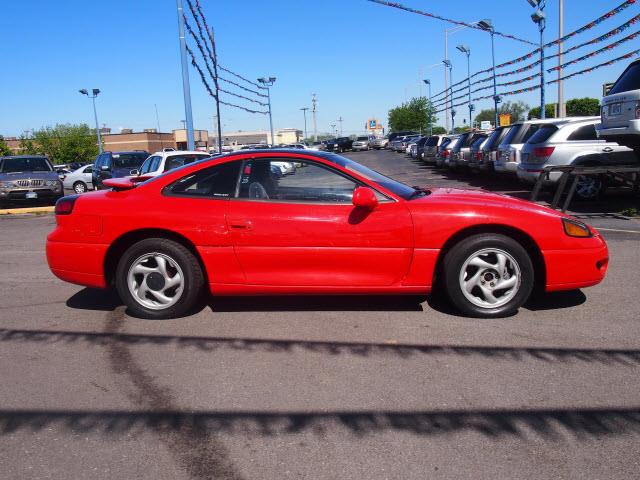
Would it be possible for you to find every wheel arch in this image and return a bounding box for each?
[433,223,546,290]
[104,228,208,287]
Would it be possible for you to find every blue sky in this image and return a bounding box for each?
[1,0,637,138]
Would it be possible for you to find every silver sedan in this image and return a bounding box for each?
[62,164,94,194]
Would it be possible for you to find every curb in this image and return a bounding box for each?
[0,206,55,215]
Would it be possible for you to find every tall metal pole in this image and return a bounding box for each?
[491,31,499,128]
[557,0,565,117]
[539,5,546,119]
[176,0,195,150]
[338,116,343,136]
[428,82,432,136]
[266,86,274,145]
[91,95,103,153]
[312,94,318,141]
[444,33,450,133]
[300,107,309,140]
[465,50,472,128]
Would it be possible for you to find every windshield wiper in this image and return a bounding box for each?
[408,186,431,199]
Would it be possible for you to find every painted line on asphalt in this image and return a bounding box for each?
[596,227,640,234]
[0,206,55,215]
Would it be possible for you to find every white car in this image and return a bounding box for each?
[135,150,211,178]
[63,164,94,193]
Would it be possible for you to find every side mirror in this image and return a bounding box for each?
[101,165,109,171]
[352,186,379,210]
[130,169,139,176]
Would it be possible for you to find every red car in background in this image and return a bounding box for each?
[46,150,608,319]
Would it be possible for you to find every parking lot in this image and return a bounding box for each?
[1,149,640,479]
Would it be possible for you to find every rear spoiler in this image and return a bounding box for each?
[102,175,154,191]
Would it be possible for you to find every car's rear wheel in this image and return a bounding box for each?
[574,174,604,201]
[115,238,204,319]
[443,234,534,318]
[73,181,87,194]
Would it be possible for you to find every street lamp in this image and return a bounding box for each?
[257,76,276,145]
[423,79,432,136]
[478,19,501,128]
[79,88,103,153]
[526,0,547,119]
[442,59,453,133]
[300,107,309,141]
[456,45,473,129]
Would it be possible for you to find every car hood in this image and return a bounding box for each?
[0,171,59,181]
[412,186,564,217]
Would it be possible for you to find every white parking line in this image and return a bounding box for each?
[596,227,640,234]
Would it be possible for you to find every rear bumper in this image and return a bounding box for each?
[46,240,109,288]
[543,242,609,292]
[495,160,518,173]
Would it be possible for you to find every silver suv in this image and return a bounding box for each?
[517,117,636,199]
[0,155,63,207]
[598,59,640,155]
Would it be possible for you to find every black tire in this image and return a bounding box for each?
[73,181,87,194]
[572,174,605,201]
[442,233,534,318]
[115,238,204,319]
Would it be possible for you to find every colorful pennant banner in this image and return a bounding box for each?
[547,49,640,83]
[548,30,640,72]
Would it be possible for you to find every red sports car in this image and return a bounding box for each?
[46,150,608,319]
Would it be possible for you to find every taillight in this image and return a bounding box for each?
[533,146,555,158]
[443,150,450,157]
[55,195,78,215]
[476,152,483,160]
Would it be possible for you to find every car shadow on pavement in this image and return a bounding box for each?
[66,288,122,311]
[209,295,426,312]
[1,406,640,440]
[524,290,587,311]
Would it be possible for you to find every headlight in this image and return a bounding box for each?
[562,218,592,238]
[45,180,57,186]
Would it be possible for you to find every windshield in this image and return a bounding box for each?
[1,157,52,173]
[356,136,369,141]
[425,136,439,147]
[608,62,640,95]
[113,153,148,169]
[327,153,417,200]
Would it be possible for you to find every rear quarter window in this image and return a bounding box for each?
[567,124,598,141]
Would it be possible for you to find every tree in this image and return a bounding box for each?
[566,97,600,117]
[0,136,12,156]
[474,109,495,125]
[528,104,556,120]
[388,97,437,133]
[431,126,446,135]
[20,123,99,164]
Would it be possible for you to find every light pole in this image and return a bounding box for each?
[79,88,103,153]
[300,107,309,141]
[442,60,453,133]
[423,79,432,136]
[456,45,473,129]
[176,0,195,150]
[557,0,565,117]
[258,77,276,145]
[330,124,337,137]
[527,0,547,119]
[478,19,500,128]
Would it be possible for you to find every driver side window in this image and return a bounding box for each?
[237,159,358,203]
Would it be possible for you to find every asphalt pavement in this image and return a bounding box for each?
[1,149,640,479]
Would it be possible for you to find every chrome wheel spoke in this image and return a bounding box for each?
[479,284,498,305]
[469,257,494,270]
[155,256,168,277]
[151,291,173,305]
[132,264,157,275]
[495,275,517,291]
[135,281,149,301]
[496,253,507,277]
[464,270,482,293]
[164,272,182,289]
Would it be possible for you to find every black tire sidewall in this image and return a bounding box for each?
[115,238,204,319]
[443,234,534,318]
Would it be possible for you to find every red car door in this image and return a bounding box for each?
[226,158,414,287]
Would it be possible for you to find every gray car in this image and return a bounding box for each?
[0,155,63,207]
[62,164,94,194]
[517,117,636,199]
[351,136,371,151]
[421,135,448,163]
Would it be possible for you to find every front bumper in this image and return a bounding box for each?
[0,188,63,202]
[544,240,609,291]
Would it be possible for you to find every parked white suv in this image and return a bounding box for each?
[134,149,211,178]
[598,59,640,156]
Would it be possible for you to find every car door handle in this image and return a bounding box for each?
[602,147,614,153]
[228,219,253,230]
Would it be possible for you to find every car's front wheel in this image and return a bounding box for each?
[115,238,204,319]
[443,234,534,318]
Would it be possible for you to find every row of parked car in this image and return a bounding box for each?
[390,115,638,200]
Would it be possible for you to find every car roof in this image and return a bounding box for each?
[150,150,209,156]
[0,154,48,159]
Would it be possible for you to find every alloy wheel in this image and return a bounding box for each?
[127,253,185,310]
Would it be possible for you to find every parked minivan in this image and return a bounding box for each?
[421,135,447,163]
[517,117,636,199]
[598,59,640,155]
